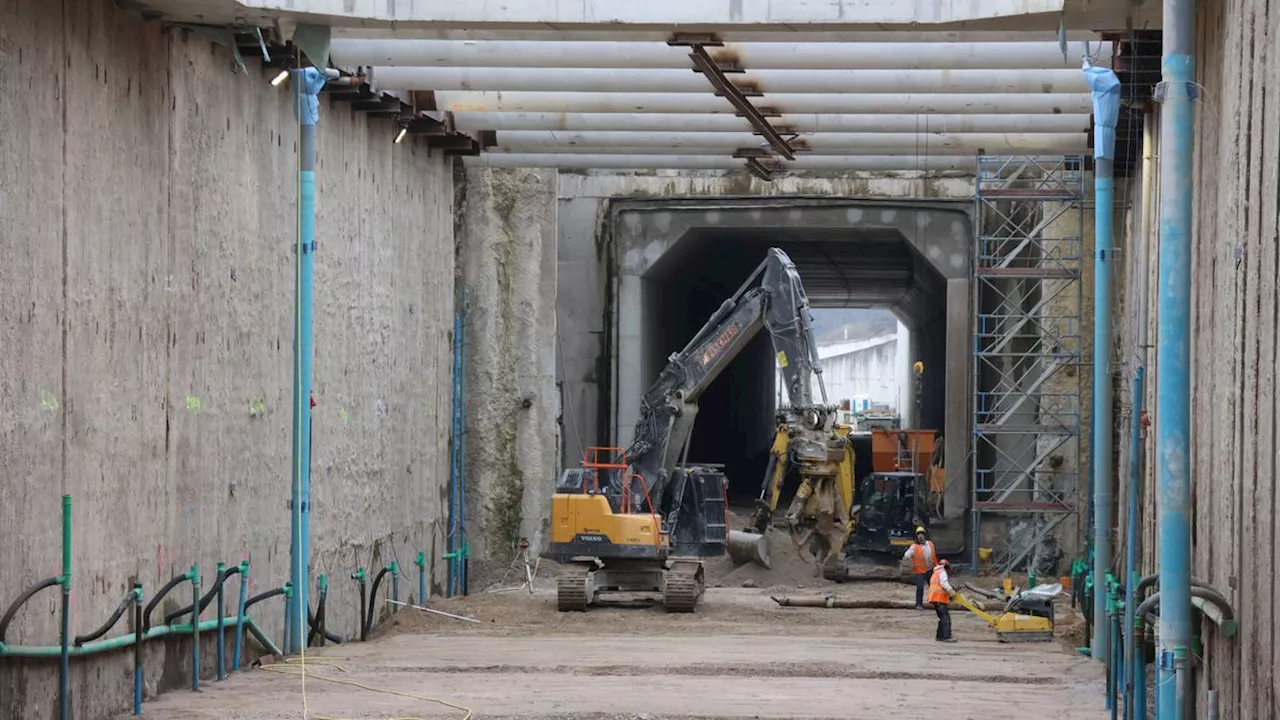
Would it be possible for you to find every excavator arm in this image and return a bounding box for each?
[619,248,836,534]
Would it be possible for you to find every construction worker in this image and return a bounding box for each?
[902,526,936,609]
[929,559,957,642]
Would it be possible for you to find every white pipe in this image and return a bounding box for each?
[333,27,1108,44]
[369,67,1088,94]
[449,111,1094,134]
[487,130,1087,154]
[462,153,982,171]
[332,39,1110,70]
[433,91,1094,115]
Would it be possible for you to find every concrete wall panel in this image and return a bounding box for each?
[0,2,455,717]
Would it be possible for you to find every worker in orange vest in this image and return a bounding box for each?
[929,558,957,642]
[902,525,936,610]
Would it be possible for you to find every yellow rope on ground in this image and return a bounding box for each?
[262,657,473,720]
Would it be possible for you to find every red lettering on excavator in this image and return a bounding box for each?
[699,323,741,367]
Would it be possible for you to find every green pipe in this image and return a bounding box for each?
[0,615,280,659]
[61,495,72,582]
[59,494,71,720]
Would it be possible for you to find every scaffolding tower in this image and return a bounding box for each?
[970,155,1085,576]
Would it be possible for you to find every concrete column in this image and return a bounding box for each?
[461,167,559,559]
[944,278,971,520]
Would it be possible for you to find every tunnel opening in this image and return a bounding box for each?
[638,227,949,508]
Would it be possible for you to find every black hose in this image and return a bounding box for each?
[74,590,136,645]
[305,603,345,644]
[144,574,191,631]
[165,566,232,625]
[364,567,391,638]
[0,576,61,642]
[357,579,368,642]
[308,590,325,647]
[244,586,287,611]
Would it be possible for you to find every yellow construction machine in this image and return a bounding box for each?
[549,248,844,612]
[949,582,1059,642]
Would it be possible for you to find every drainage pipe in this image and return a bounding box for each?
[332,39,1112,71]
[143,573,191,631]
[232,560,249,671]
[1154,0,1197,712]
[215,562,226,680]
[458,290,470,597]
[462,154,984,172]
[59,494,71,720]
[0,576,61,642]
[432,90,1095,115]
[1124,367,1145,720]
[483,131,1089,155]
[449,111,1095,134]
[369,66,1089,95]
[0,615,281,660]
[73,590,136,646]
[189,566,200,690]
[1084,61,1123,663]
[352,568,368,641]
[287,64,339,656]
[133,582,142,716]
[414,552,426,604]
[364,565,392,637]
[165,563,233,625]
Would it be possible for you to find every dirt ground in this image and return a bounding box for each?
[128,550,1104,720]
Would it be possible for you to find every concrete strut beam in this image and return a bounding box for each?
[331,28,1111,43]
[449,112,1095,134]
[237,0,1150,32]
[462,154,982,171]
[369,66,1089,95]
[486,131,1089,155]
[431,91,1094,115]
[330,39,1111,70]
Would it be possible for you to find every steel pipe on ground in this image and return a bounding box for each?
[450,111,1094,134]
[333,39,1111,70]
[433,91,1094,115]
[487,130,1087,154]
[462,154,981,171]
[371,66,1088,94]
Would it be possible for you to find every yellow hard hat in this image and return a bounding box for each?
[915,526,926,535]
[912,361,925,376]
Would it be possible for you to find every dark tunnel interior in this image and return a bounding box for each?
[640,227,949,507]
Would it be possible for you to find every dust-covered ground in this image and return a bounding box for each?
[128,547,1103,720]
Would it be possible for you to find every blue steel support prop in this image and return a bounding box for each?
[1084,62,1122,660]
[1126,367,1145,720]
[459,290,470,595]
[1155,0,1196,715]
[287,65,335,655]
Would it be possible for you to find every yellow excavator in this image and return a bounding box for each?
[549,248,846,612]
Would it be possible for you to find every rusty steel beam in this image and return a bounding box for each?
[681,43,795,161]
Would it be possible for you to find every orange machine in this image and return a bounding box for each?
[869,429,944,494]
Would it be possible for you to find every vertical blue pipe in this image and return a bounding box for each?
[133,583,143,715]
[459,292,469,595]
[448,309,461,597]
[215,562,225,680]
[414,552,426,605]
[288,66,329,655]
[1156,0,1196,715]
[232,560,248,671]
[1126,368,1145,720]
[1084,62,1123,659]
[189,566,200,690]
[59,495,71,720]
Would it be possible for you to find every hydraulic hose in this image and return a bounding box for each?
[165,565,234,625]
[364,566,391,638]
[244,586,288,612]
[144,574,191,631]
[0,576,61,642]
[74,590,136,646]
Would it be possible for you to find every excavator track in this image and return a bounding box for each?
[662,563,703,613]
[557,565,591,612]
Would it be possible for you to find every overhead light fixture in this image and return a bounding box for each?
[394,127,408,144]
[271,70,289,86]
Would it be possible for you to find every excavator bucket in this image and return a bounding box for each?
[726,530,772,569]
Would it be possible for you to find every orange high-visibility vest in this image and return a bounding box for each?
[928,565,951,605]
[910,540,936,574]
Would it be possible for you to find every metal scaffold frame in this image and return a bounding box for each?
[970,155,1085,575]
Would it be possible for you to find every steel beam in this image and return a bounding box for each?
[431,91,1094,115]
[369,66,1088,94]
[448,112,1094,134]
[331,39,1111,70]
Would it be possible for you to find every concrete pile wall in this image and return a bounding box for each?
[459,167,558,563]
[1108,1,1278,716]
[0,1,456,717]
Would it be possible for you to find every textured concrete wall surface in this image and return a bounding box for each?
[1108,3,1278,717]
[0,1,456,717]
[459,167,558,562]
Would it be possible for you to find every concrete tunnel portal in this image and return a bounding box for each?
[609,198,973,516]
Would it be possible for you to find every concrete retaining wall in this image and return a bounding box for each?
[0,2,456,717]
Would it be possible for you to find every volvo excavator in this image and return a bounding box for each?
[549,248,848,612]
